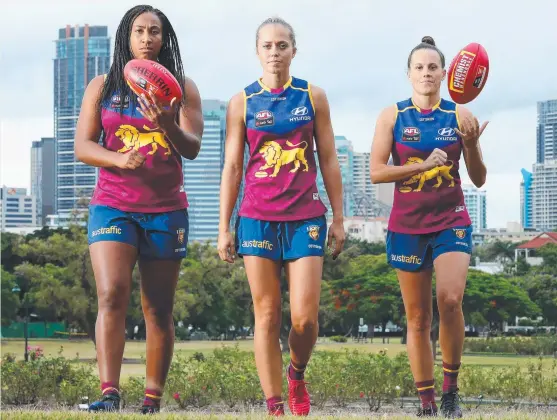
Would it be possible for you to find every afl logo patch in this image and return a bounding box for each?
[111,94,130,108]
[402,127,420,142]
[308,225,320,240]
[454,229,466,239]
[254,110,274,127]
[473,65,487,89]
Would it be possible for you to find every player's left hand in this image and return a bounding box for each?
[136,92,179,133]
[327,219,345,260]
[455,115,489,149]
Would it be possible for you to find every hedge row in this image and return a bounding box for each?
[464,335,557,355]
[1,346,556,409]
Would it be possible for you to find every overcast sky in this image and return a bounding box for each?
[1,0,556,228]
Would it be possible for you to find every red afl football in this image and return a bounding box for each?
[124,59,183,105]
[447,43,489,104]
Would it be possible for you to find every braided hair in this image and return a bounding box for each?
[99,5,186,114]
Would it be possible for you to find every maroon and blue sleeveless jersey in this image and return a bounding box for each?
[238,77,327,221]
[90,79,188,213]
[388,98,471,234]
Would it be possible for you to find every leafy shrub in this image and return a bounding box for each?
[329,335,348,343]
[27,346,44,361]
[166,353,215,408]
[464,335,557,355]
[167,345,263,409]
[120,375,146,408]
[0,352,98,406]
[2,346,556,409]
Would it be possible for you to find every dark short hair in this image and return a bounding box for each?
[407,36,445,69]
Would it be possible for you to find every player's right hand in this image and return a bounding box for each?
[217,231,235,264]
[421,148,447,170]
[115,150,146,170]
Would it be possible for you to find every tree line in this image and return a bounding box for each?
[2,227,556,347]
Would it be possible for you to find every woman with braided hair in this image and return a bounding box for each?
[75,4,203,413]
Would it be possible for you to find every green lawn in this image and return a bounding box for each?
[1,410,556,419]
[1,339,258,361]
[2,338,554,379]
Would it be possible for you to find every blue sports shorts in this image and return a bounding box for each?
[386,225,473,271]
[88,205,189,260]
[235,215,327,261]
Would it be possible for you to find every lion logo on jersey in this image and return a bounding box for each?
[115,124,171,156]
[256,139,309,178]
[399,157,455,193]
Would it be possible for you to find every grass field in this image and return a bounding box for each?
[1,338,555,378]
[2,409,557,419]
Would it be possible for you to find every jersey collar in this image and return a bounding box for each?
[411,98,441,113]
[258,77,292,94]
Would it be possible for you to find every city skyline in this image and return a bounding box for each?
[462,184,487,232]
[54,24,111,220]
[0,186,38,231]
[184,99,227,243]
[2,1,556,229]
[31,137,55,225]
[521,100,557,231]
